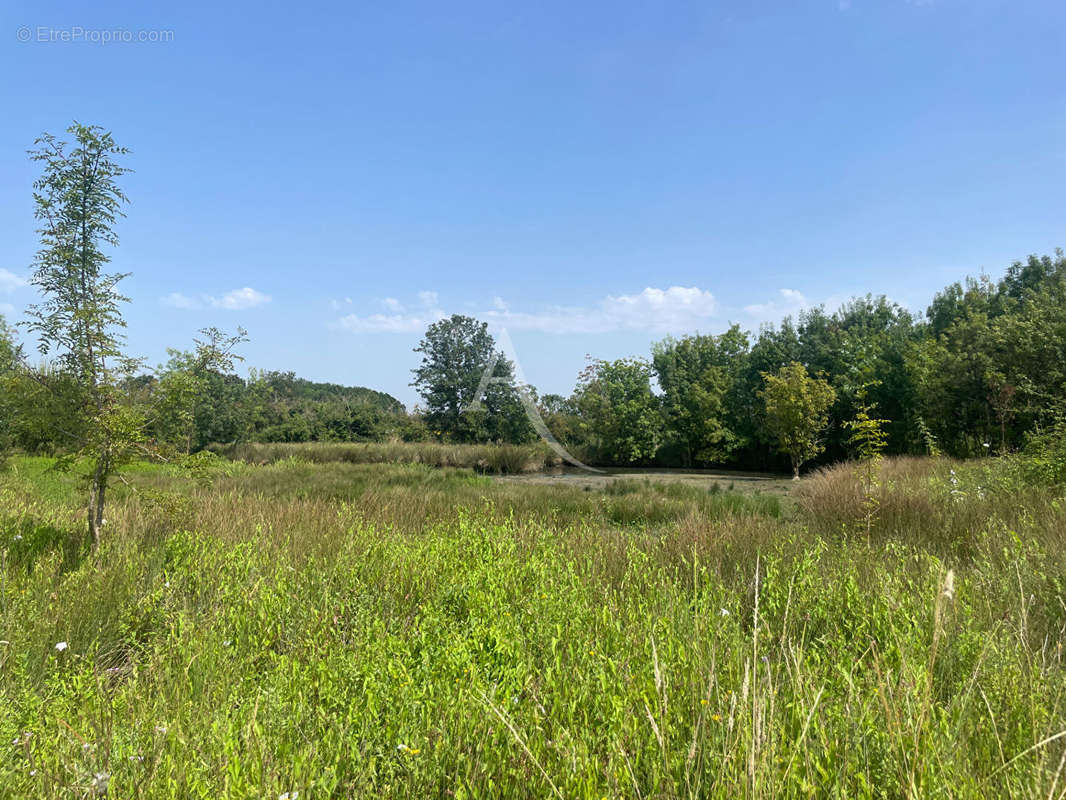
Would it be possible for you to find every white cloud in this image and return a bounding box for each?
[0,269,27,293]
[162,287,271,311]
[0,303,14,315]
[211,287,271,310]
[743,288,809,321]
[335,286,718,335]
[485,286,718,334]
[335,308,447,334]
[161,292,201,309]
[382,297,404,312]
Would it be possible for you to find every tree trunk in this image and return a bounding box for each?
[792,459,801,480]
[87,456,108,548]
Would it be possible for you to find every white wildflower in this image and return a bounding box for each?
[942,569,955,601]
[55,641,68,652]
[719,608,730,617]
[91,772,109,795]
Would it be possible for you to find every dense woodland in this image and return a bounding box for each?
[3,250,1065,473]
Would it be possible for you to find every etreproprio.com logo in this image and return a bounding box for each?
[17,26,175,44]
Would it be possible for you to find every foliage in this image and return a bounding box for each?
[0,316,20,466]
[844,388,891,463]
[574,357,661,465]
[411,314,534,443]
[150,327,249,454]
[652,325,748,466]
[759,362,837,478]
[21,123,140,546]
[2,453,1066,796]
[843,388,891,540]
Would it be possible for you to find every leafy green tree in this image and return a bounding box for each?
[411,314,532,443]
[575,357,660,465]
[21,123,142,546]
[758,362,837,479]
[796,297,918,458]
[652,326,748,466]
[538,393,584,451]
[152,327,249,453]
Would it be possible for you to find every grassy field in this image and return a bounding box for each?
[1,453,1065,798]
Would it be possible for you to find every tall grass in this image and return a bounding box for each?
[209,440,562,474]
[1,455,1065,797]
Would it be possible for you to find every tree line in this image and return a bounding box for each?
[410,251,1066,476]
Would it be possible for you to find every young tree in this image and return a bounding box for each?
[844,386,891,540]
[758,362,837,479]
[22,123,139,547]
[411,314,532,443]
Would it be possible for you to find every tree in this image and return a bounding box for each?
[574,357,661,465]
[758,362,837,479]
[652,326,748,466]
[22,123,141,547]
[411,314,533,443]
[152,327,249,453]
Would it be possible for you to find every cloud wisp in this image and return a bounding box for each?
[161,287,272,311]
[0,269,27,294]
[334,290,446,334]
[742,288,809,321]
[335,286,720,335]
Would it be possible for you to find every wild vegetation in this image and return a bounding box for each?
[209,440,561,475]
[3,122,1066,798]
[1,447,1066,797]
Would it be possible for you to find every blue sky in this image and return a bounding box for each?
[1,0,1063,407]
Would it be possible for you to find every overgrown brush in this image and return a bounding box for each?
[1,455,1065,797]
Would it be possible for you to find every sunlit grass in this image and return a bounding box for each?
[1,454,1065,797]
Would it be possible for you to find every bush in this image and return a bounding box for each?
[1017,422,1066,486]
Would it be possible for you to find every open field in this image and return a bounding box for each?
[1,453,1066,798]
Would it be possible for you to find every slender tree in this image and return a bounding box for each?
[23,123,137,547]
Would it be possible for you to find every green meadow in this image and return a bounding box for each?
[2,450,1065,798]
